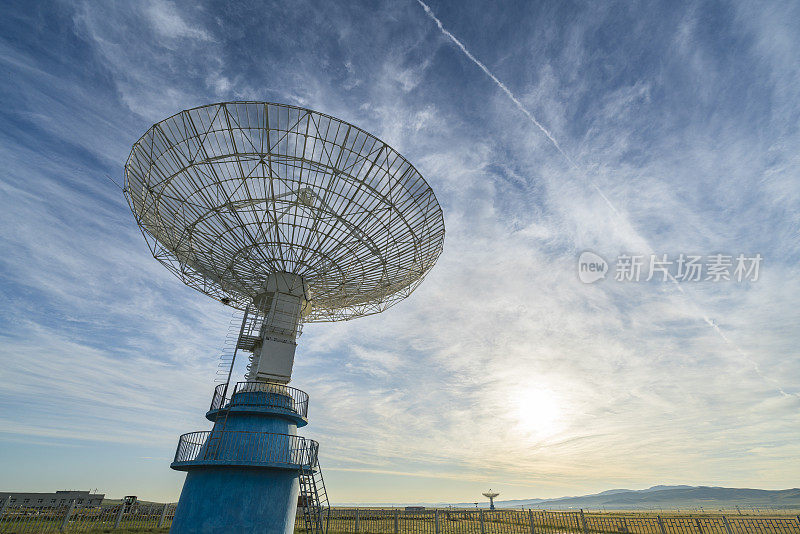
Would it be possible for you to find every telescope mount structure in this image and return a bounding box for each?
[124,101,444,534]
[482,491,499,510]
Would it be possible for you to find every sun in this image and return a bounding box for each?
[511,388,563,439]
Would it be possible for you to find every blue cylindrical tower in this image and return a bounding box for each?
[123,101,445,534]
[170,382,318,534]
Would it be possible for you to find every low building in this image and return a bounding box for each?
[0,490,105,508]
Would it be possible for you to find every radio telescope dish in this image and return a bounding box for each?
[482,490,499,510]
[124,101,444,323]
[124,102,445,531]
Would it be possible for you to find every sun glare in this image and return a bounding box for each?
[512,388,563,439]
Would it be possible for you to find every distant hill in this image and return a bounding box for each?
[481,486,800,510]
[336,485,800,509]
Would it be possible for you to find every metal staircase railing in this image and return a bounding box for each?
[238,306,266,352]
[299,441,329,534]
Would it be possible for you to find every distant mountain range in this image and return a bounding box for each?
[337,485,800,509]
[478,486,800,510]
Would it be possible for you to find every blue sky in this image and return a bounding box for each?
[1,0,799,504]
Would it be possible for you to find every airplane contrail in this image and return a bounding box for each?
[415,0,620,216]
[416,0,571,165]
[416,0,793,398]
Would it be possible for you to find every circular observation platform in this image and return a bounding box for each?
[170,430,318,471]
[207,382,308,427]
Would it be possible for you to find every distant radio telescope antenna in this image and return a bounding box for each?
[483,490,500,510]
[124,101,444,534]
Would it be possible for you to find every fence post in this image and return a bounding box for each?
[114,503,125,529]
[722,516,734,534]
[480,509,485,534]
[355,508,359,533]
[60,499,76,532]
[528,509,536,534]
[394,509,399,534]
[579,509,588,534]
[157,503,169,528]
[657,516,668,534]
[435,509,440,534]
[0,497,9,529]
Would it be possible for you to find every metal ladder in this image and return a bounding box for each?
[214,309,246,383]
[204,408,231,460]
[205,306,254,460]
[299,443,329,534]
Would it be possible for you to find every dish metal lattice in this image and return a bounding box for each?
[124,101,445,322]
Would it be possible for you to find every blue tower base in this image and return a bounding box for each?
[170,467,299,534]
[169,383,315,534]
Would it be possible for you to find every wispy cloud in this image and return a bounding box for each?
[0,0,798,504]
[415,0,797,403]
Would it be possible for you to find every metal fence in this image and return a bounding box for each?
[0,501,175,532]
[321,509,800,534]
[2,503,798,534]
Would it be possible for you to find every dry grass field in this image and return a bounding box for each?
[2,506,798,533]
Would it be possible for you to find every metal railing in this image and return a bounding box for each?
[210,381,309,418]
[172,430,318,467]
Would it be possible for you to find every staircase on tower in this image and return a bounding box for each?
[212,307,328,534]
[299,442,330,534]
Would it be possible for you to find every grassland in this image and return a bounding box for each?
[2,508,798,534]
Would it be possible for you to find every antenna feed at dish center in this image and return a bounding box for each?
[245,272,309,384]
